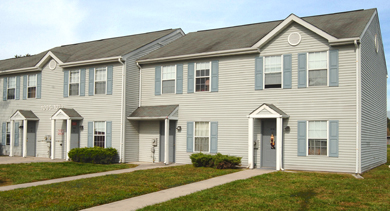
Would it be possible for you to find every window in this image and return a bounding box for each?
[95,67,106,94]
[162,65,175,94]
[7,77,16,100]
[264,56,282,88]
[69,70,80,96]
[194,122,209,152]
[308,51,327,86]
[94,121,105,148]
[308,121,327,155]
[6,122,10,145]
[27,74,37,98]
[196,62,210,92]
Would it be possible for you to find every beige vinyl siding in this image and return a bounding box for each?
[360,14,387,172]
[139,23,358,172]
[0,60,123,158]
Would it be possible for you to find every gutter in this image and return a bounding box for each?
[0,67,41,75]
[60,56,122,68]
[354,40,361,174]
[138,48,259,64]
[118,57,126,163]
[137,62,142,107]
[329,37,360,46]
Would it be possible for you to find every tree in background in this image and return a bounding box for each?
[387,118,390,136]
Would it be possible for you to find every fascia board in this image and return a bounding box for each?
[0,67,42,75]
[35,51,64,68]
[127,117,167,120]
[60,56,122,68]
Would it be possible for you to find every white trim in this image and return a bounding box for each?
[359,10,377,39]
[161,65,177,94]
[93,121,106,148]
[60,56,122,68]
[263,55,283,89]
[94,67,107,95]
[68,70,80,96]
[248,104,289,118]
[307,51,329,87]
[193,121,211,153]
[10,110,39,121]
[7,76,16,100]
[194,61,212,93]
[306,120,328,156]
[50,109,83,120]
[36,51,64,67]
[27,74,38,99]
[288,32,301,46]
[0,67,41,76]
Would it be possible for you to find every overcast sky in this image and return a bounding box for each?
[0,0,389,108]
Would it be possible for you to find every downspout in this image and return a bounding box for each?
[137,62,142,107]
[354,40,360,174]
[119,58,126,163]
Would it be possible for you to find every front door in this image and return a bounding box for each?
[27,121,36,157]
[70,121,80,150]
[159,121,176,163]
[261,119,276,168]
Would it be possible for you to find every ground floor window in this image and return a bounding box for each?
[308,121,327,155]
[94,121,105,148]
[194,122,209,152]
[6,122,10,145]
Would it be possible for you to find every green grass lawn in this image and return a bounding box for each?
[0,162,137,186]
[141,146,390,210]
[0,165,239,211]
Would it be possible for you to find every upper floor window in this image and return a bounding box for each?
[264,56,282,88]
[194,122,209,152]
[162,65,175,94]
[95,67,106,94]
[308,121,327,155]
[69,70,80,96]
[28,74,37,98]
[308,51,327,86]
[94,121,105,148]
[196,62,210,92]
[6,122,10,145]
[7,77,16,100]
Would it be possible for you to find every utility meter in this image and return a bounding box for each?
[152,138,158,147]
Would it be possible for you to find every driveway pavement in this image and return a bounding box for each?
[0,156,66,164]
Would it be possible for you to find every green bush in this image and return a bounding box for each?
[68,147,118,164]
[190,153,241,169]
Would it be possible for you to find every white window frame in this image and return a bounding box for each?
[263,55,283,89]
[195,62,211,93]
[27,74,37,99]
[306,120,329,156]
[69,70,80,96]
[193,121,210,153]
[6,122,10,145]
[307,51,329,87]
[7,76,16,100]
[94,67,107,95]
[93,121,106,148]
[161,65,176,94]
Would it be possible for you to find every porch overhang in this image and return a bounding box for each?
[248,103,289,119]
[51,108,83,120]
[127,105,179,121]
[10,110,39,121]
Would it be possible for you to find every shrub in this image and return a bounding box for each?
[68,147,118,164]
[190,152,241,169]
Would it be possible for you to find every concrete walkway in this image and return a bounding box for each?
[0,156,66,164]
[82,168,275,211]
[0,162,183,192]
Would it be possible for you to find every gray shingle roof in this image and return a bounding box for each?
[60,108,83,118]
[249,103,288,117]
[129,105,179,119]
[141,9,375,60]
[0,29,178,71]
[17,110,39,119]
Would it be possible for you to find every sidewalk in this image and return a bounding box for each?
[0,162,183,192]
[82,168,275,211]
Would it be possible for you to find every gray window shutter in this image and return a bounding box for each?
[23,75,27,100]
[176,64,183,94]
[88,122,93,147]
[283,54,292,89]
[211,60,219,92]
[297,121,307,156]
[15,76,20,100]
[298,53,307,88]
[80,69,86,96]
[107,65,113,95]
[187,63,194,93]
[255,56,263,90]
[36,73,42,99]
[155,66,161,95]
[329,120,339,157]
[14,122,19,147]
[187,122,194,152]
[89,68,94,96]
[210,122,218,153]
[2,122,5,145]
[329,50,339,87]
[3,77,7,101]
[106,121,112,148]
[63,70,69,98]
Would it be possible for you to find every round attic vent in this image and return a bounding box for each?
[49,60,57,70]
[288,32,301,46]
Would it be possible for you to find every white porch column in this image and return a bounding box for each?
[248,117,254,169]
[51,119,56,160]
[66,119,71,160]
[164,119,169,165]
[9,120,14,157]
[276,117,282,170]
[23,120,27,157]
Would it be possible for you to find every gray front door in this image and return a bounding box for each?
[27,121,36,157]
[261,119,276,168]
[70,121,80,150]
[159,121,176,163]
